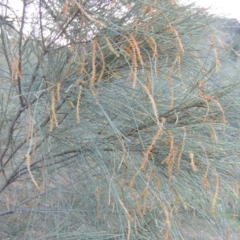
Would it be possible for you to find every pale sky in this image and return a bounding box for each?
[6,0,240,21]
[188,0,240,20]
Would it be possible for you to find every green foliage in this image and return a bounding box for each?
[0,0,240,239]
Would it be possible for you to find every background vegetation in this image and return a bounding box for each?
[0,0,240,239]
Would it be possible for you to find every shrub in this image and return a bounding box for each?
[0,0,240,239]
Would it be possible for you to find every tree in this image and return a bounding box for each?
[0,0,240,239]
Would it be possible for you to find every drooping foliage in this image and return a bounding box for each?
[0,0,240,239]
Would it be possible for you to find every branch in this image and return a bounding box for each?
[17,0,27,107]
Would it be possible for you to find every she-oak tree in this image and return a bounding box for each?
[0,0,240,239]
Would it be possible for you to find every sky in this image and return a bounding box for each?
[187,0,240,20]
[6,0,240,21]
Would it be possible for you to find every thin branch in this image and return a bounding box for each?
[16,0,28,107]
[0,25,12,76]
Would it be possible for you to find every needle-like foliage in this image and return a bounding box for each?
[0,0,240,239]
